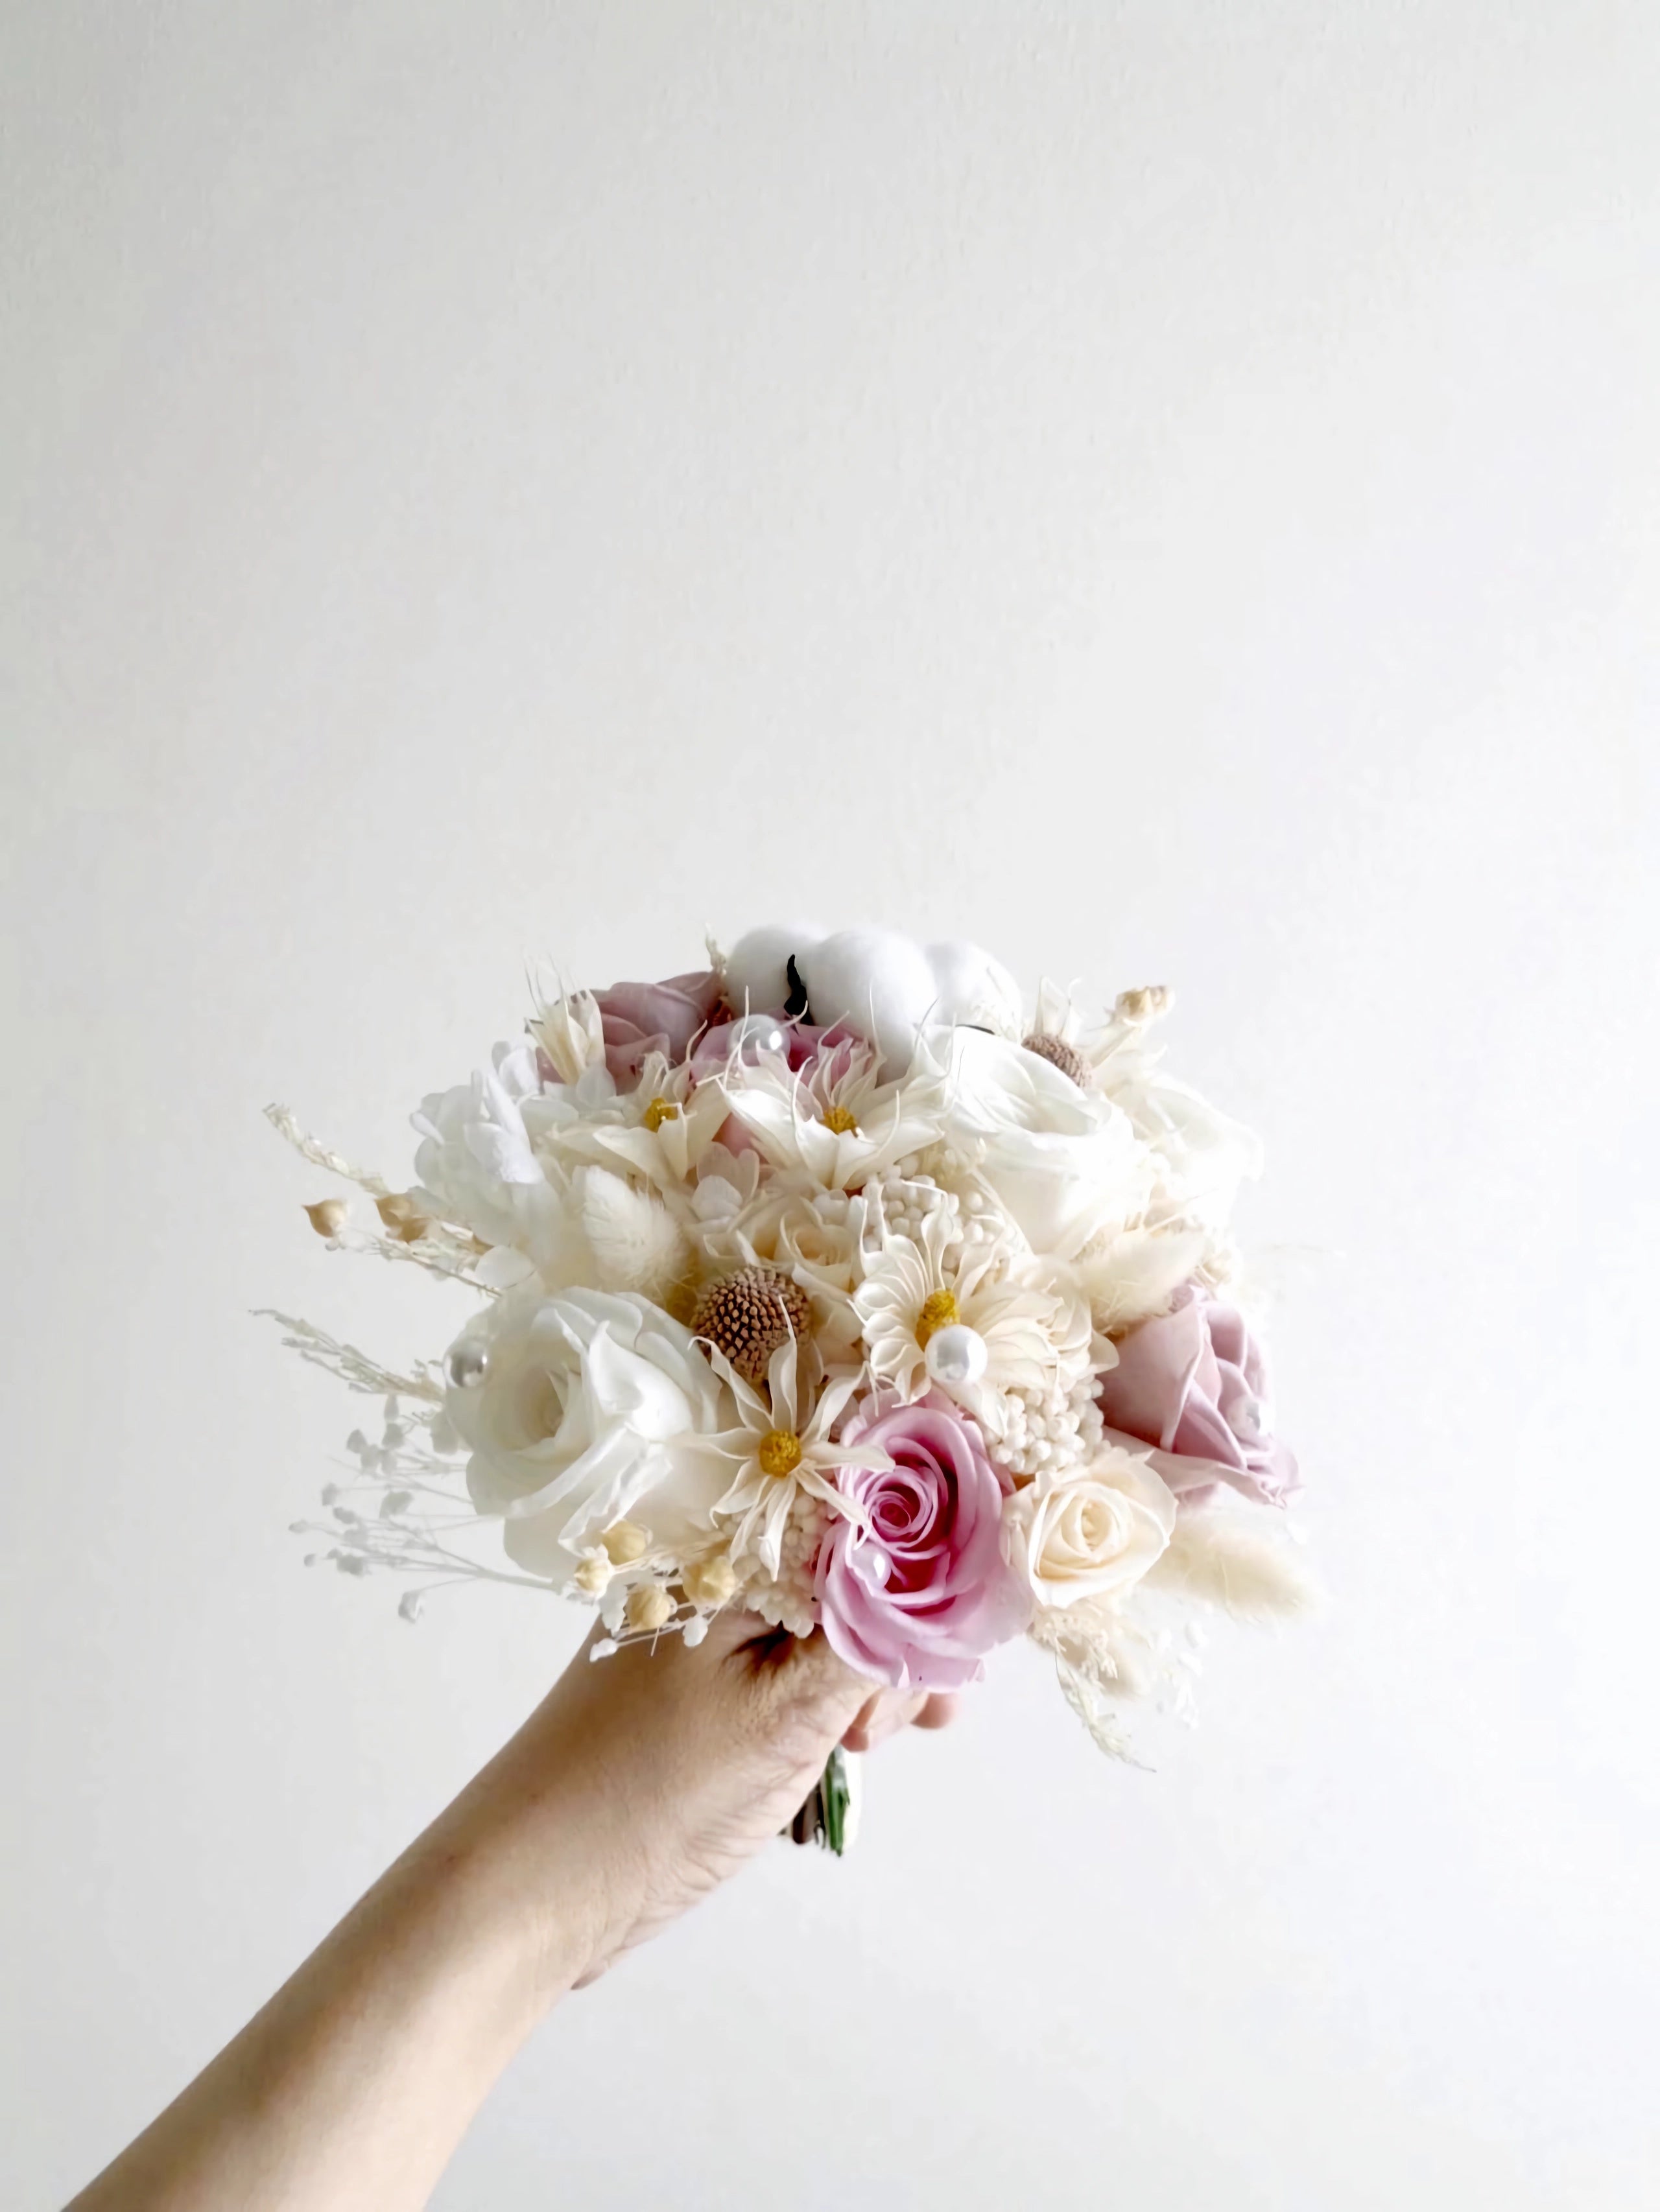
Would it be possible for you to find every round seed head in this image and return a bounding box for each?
[692,1264,813,1385]
[1021,1031,1092,1087]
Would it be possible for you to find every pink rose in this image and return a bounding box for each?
[1095,1285,1298,1508]
[590,970,725,1083]
[815,1396,1028,1691]
[685,1014,858,1083]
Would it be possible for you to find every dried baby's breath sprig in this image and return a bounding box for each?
[256,1312,444,1402]
[265,1103,392,1197]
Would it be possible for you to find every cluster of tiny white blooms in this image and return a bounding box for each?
[992,1371,1108,1480]
[866,1170,1018,1303]
[737,1492,828,1638]
[868,1165,951,1244]
[954,1185,1004,1248]
[804,1186,856,1234]
[285,1393,543,1621]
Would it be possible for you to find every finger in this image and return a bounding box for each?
[840,1688,927,1752]
[838,1692,883,1752]
[911,1692,960,1731]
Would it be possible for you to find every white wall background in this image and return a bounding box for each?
[5,6,1656,2207]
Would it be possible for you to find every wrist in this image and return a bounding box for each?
[413,1735,634,2012]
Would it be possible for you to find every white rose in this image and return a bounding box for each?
[939,1028,1153,1256]
[446,1287,734,1587]
[411,1041,574,1282]
[1095,1050,1263,1232]
[1003,1447,1176,1608]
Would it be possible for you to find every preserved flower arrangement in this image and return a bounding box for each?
[268,926,1315,1846]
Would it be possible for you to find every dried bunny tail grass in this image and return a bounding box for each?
[255,1311,444,1402]
[1146,1506,1323,1621]
[577,1168,690,1299]
[265,1104,392,1198]
[1074,1219,1211,1339]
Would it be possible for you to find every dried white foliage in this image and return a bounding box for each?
[1027,1597,1198,1764]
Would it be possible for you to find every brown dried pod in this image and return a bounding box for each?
[691,1265,812,1385]
[1021,1031,1092,1087]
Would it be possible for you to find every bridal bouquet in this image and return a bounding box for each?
[270,926,1314,1830]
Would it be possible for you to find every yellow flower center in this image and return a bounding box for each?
[643,1096,681,1131]
[757,1429,803,1479]
[820,1103,860,1135]
[915,1289,960,1347]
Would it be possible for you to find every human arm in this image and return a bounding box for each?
[67,1617,952,2212]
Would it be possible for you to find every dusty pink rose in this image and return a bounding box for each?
[590,970,725,1083]
[814,1396,1028,1691]
[1095,1285,1298,1508]
[685,1013,858,1083]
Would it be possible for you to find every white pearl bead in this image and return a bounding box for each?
[923,1322,989,1389]
[726,1014,788,1059]
[445,1341,489,1389]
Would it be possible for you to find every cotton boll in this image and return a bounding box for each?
[925,939,1023,1039]
[796,928,939,1072]
[724,923,825,1015]
[726,924,1020,1073]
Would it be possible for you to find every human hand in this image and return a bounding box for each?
[424,1614,958,1998]
[65,1615,959,2212]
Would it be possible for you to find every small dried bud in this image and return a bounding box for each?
[1115,984,1173,1026]
[1021,1032,1092,1087]
[626,1583,675,1634]
[600,1520,648,1566]
[573,1549,613,1596]
[681,1554,737,1609]
[375,1192,432,1243]
[303,1198,349,1239]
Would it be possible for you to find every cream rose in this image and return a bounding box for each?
[445,1286,734,1588]
[1002,1446,1176,1608]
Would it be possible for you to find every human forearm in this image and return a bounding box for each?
[66,1615,923,2211]
[67,1748,600,2211]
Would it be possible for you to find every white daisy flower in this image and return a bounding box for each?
[556,1052,732,1195]
[852,1201,1093,1442]
[717,1039,945,1193]
[704,1335,887,1581]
